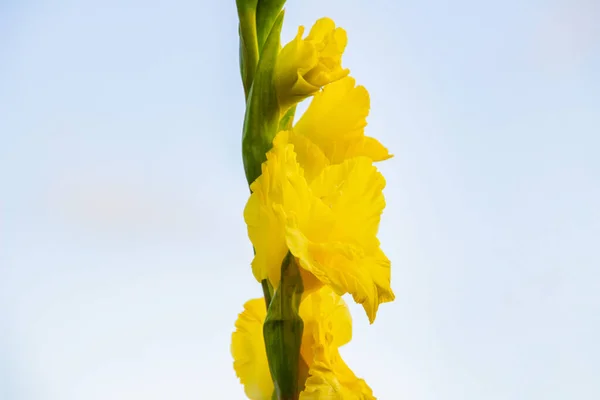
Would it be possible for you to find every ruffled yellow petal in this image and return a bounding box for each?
[231,288,374,399]
[245,135,393,321]
[286,230,380,323]
[342,136,392,163]
[244,132,311,285]
[299,286,352,365]
[244,131,332,286]
[335,356,376,398]
[283,131,330,183]
[287,157,394,323]
[294,77,392,164]
[312,157,394,315]
[300,351,375,400]
[231,299,274,400]
[298,288,375,400]
[244,192,287,285]
[309,157,385,252]
[303,18,349,88]
[275,18,349,110]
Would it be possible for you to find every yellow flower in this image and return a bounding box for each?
[275,18,349,110]
[274,77,392,185]
[231,286,375,399]
[294,76,392,166]
[244,131,394,323]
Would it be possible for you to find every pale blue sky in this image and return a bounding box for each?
[1,0,599,399]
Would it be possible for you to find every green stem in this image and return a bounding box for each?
[263,253,304,400]
[262,278,273,309]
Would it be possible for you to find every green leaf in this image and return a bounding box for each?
[236,0,260,99]
[256,0,286,51]
[263,253,305,400]
[241,10,284,186]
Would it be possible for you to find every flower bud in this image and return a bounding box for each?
[275,18,349,111]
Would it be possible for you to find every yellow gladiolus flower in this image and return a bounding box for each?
[244,131,394,323]
[231,286,375,400]
[294,76,392,165]
[275,77,392,184]
[275,18,350,111]
[235,3,394,397]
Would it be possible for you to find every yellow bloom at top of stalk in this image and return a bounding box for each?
[275,17,349,111]
[231,286,375,399]
[244,131,394,323]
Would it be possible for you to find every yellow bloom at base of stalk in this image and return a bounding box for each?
[231,286,375,400]
[244,131,394,323]
[231,297,274,399]
[275,18,350,111]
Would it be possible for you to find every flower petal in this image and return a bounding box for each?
[286,231,380,323]
[294,77,391,164]
[299,286,352,365]
[244,131,317,286]
[299,351,375,400]
[284,130,330,183]
[275,18,349,110]
[287,157,394,323]
[310,157,385,251]
[231,299,274,400]
[298,288,375,399]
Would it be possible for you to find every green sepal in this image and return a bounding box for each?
[262,279,274,310]
[241,10,284,186]
[256,0,286,51]
[278,105,296,131]
[263,253,305,400]
[236,0,260,99]
[236,0,258,12]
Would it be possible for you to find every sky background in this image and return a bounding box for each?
[1,0,599,399]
